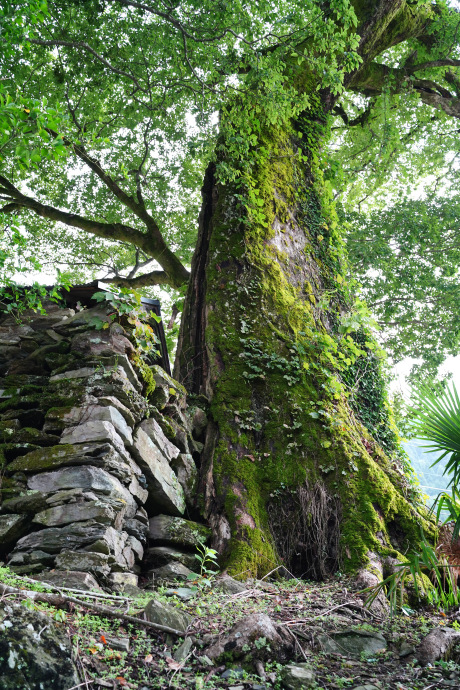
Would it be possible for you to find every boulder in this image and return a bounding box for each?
[415,627,460,666]
[144,545,197,570]
[281,663,316,690]
[132,428,185,515]
[205,613,293,661]
[0,602,79,689]
[318,629,387,658]
[144,597,192,633]
[213,575,247,595]
[149,514,211,548]
[107,572,139,589]
[150,562,194,581]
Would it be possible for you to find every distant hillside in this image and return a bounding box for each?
[404,439,450,513]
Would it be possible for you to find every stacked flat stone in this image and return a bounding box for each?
[0,299,207,589]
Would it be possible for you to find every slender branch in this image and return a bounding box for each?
[28,38,144,90]
[42,130,189,285]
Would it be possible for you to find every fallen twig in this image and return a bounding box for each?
[0,582,186,637]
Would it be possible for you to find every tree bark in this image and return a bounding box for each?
[175,107,434,579]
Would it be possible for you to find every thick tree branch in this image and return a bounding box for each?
[104,270,172,287]
[0,176,189,287]
[348,61,460,119]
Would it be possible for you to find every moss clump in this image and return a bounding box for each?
[131,353,156,398]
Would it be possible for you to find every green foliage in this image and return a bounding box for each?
[186,540,219,591]
[0,281,69,321]
[365,535,460,616]
[345,198,460,384]
[91,288,160,356]
[411,383,460,488]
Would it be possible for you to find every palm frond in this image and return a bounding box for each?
[411,383,460,485]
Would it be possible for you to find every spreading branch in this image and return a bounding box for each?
[0,176,189,288]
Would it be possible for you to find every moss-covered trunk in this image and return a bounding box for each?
[175,110,433,580]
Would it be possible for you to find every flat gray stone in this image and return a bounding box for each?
[1,491,49,514]
[50,366,97,382]
[98,395,136,427]
[206,613,293,662]
[0,514,29,548]
[0,602,79,689]
[144,545,197,570]
[55,551,111,577]
[281,664,316,689]
[170,453,197,503]
[60,420,129,457]
[318,629,387,658]
[59,405,133,445]
[33,500,116,527]
[27,466,137,515]
[33,570,102,591]
[149,514,211,548]
[151,562,193,581]
[107,572,139,589]
[132,428,185,515]
[213,576,246,595]
[144,598,191,633]
[173,637,193,661]
[140,418,180,462]
[13,522,127,556]
[105,636,130,653]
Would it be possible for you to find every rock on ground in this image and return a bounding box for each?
[415,627,460,666]
[0,602,79,690]
[205,613,293,662]
[281,663,316,689]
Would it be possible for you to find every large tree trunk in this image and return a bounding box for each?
[175,108,434,580]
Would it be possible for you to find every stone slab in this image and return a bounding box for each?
[27,466,137,516]
[140,418,180,463]
[148,515,211,548]
[132,428,185,516]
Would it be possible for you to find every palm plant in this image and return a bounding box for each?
[365,383,460,614]
[412,382,460,538]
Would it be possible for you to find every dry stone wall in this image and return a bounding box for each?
[0,299,209,590]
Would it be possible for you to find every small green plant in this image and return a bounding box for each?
[91,288,161,355]
[186,540,219,591]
